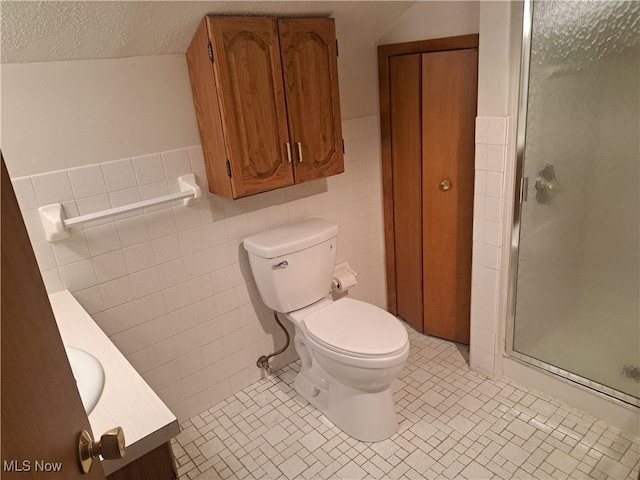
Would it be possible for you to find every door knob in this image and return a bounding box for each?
[439,180,452,192]
[78,427,125,473]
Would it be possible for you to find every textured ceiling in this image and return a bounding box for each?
[1,1,415,63]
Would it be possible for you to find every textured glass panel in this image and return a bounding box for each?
[514,0,640,400]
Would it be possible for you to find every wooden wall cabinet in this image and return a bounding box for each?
[186,16,344,199]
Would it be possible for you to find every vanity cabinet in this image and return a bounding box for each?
[106,442,176,480]
[186,16,344,199]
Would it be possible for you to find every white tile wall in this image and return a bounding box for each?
[470,115,511,376]
[13,115,386,423]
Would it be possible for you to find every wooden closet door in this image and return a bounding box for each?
[278,18,344,183]
[422,49,477,344]
[208,17,293,196]
[389,54,423,332]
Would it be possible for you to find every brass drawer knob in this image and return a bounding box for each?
[439,180,452,192]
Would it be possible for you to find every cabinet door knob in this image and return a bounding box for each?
[439,180,452,192]
[286,143,292,163]
[297,142,304,163]
[78,426,126,473]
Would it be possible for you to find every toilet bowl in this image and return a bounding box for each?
[287,297,409,442]
[243,218,409,442]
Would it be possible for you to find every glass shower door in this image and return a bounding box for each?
[511,0,640,404]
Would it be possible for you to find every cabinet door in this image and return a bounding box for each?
[208,17,294,197]
[279,18,344,183]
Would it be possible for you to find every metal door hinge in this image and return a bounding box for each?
[208,42,214,62]
[520,176,529,203]
[226,160,232,178]
[342,139,345,154]
[336,39,339,57]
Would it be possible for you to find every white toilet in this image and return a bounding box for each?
[243,218,409,442]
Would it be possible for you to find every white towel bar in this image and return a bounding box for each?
[39,174,202,242]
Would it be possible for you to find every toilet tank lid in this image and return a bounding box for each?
[243,218,338,259]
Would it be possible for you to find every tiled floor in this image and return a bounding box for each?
[172,325,640,480]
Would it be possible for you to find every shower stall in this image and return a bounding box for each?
[509,0,640,406]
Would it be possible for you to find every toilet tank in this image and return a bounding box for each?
[243,219,338,313]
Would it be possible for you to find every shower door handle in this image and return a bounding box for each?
[534,164,560,204]
[535,177,554,192]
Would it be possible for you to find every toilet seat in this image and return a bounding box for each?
[303,298,408,358]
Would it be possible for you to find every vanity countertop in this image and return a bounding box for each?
[49,290,180,476]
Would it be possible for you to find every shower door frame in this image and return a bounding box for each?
[505,0,640,408]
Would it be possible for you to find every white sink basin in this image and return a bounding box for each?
[65,347,105,415]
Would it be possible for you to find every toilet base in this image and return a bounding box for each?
[295,369,398,442]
